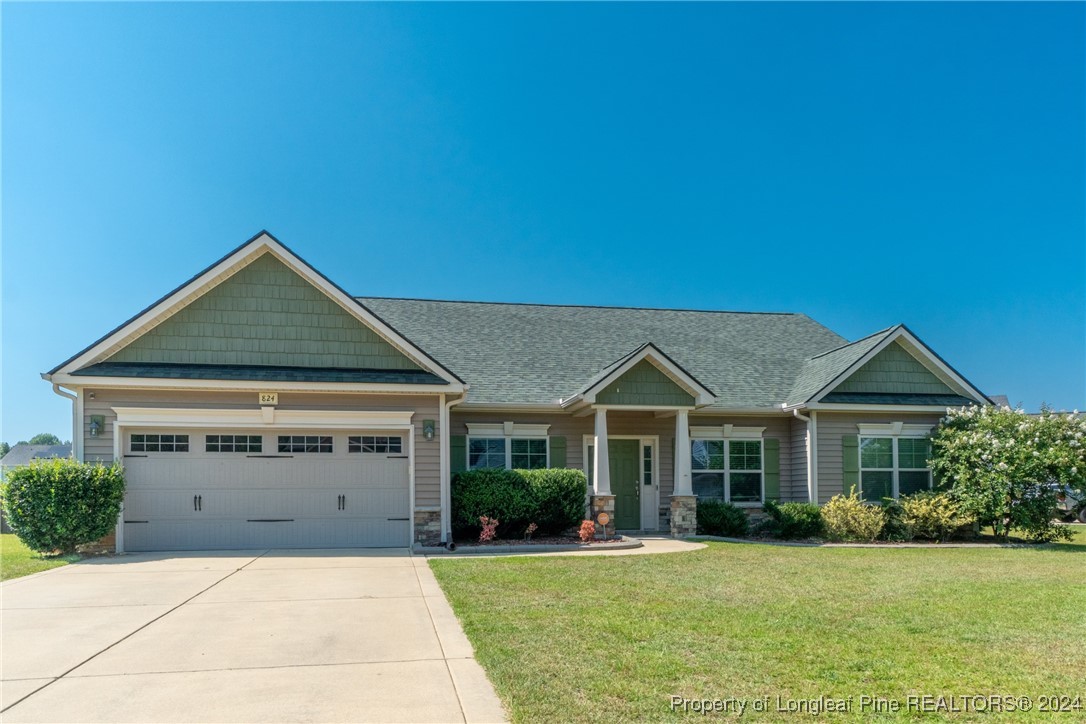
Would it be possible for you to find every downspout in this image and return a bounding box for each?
[50,383,80,461]
[792,409,816,504]
[440,392,466,548]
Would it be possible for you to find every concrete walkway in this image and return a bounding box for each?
[0,549,506,723]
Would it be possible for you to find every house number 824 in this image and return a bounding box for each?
[259,392,279,405]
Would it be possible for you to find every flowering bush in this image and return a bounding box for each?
[931,405,1084,542]
[579,519,596,543]
[821,488,885,541]
[524,522,538,541]
[478,516,499,543]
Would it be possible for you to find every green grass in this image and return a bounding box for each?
[431,528,1086,722]
[0,533,79,581]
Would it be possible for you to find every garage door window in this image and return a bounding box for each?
[206,435,262,453]
[131,434,189,452]
[278,435,333,453]
[349,436,402,454]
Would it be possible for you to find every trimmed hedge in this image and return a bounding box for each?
[761,500,823,539]
[1,459,126,554]
[452,468,587,538]
[696,500,749,537]
[821,488,885,542]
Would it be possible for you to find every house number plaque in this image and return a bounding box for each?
[259,392,279,405]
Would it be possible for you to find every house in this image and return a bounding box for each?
[42,232,991,552]
[1,443,73,532]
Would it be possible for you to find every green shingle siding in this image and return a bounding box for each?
[833,342,954,396]
[596,360,695,406]
[107,253,422,370]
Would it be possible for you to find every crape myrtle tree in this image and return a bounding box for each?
[930,405,1085,542]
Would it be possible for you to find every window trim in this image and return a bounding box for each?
[858,433,933,501]
[465,422,551,470]
[689,437,765,507]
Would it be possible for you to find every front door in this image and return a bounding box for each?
[610,439,641,530]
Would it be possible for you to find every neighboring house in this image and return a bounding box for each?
[43,232,991,553]
[0,443,73,532]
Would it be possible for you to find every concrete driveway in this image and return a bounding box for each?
[0,549,505,723]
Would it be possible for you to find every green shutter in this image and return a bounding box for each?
[764,438,781,502]
[450,435,467,476]
[549,436,567,468]
[842,435,859,496]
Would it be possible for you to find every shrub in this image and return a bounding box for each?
[452,468,588,539]
[821,488,885,542]
[695,500,749,537]
[517,468,587,535]
[900,491,974,541]
[761,500,823,539]
[1,459,126,554]
[478,516,499,543]
[452,469,536,538]
[579,519,596,542]
[878,499,913,542]
[931,404,1082,542]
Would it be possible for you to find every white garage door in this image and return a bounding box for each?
[121,429,410,551]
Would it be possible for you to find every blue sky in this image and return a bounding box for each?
[3,2,1083,443]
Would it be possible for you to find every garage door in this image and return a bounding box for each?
[121,429,410,551]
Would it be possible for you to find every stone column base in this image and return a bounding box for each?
[590,495,616,539]
[414,508,442,547]
[670,495,697,538]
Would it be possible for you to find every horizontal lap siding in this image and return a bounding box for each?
[789,416,809,503]
[815,411,944,504]
[80,389,441,508]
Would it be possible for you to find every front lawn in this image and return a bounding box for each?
[431,528,1086,722]
[0,533,79,581]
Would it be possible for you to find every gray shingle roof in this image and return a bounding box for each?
[358,298,852,409]
[785,327,898,404]
[1,444,72,468]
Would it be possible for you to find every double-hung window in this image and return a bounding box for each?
[690,426,765,505]
[466,423,550,470]
[858,424,933,502]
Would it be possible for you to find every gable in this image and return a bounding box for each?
[104,253,422,371]
[596,359,696,406]
[829,341,954,396]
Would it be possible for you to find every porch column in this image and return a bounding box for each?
[670,408,697,538]
[673,409,692,496]
[592,408,611,495]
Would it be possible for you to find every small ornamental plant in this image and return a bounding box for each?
[524,522,538,541]
[579,519,596,543]
[478,516,499,543]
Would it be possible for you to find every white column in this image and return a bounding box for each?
[593,408,611,495]
[674,409,692,496]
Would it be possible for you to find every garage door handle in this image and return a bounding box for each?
[337,494,346,511]
[194,495,198,512]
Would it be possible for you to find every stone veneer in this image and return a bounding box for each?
[414,508,442,547]
[670,495,697,538]
[590,495,616,538]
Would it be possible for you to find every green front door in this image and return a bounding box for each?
[610,439,641,530]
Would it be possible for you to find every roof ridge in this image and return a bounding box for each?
[806,325,899,361]
[356,296,800,316]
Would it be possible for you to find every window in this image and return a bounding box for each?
[206,435,262,453]
[511,438,547,469]
[643,445,653,486]
[691,438,763,504]
[131,434,189,452]
[859,436,932,502]
[469,438,507,469]
[278,435,333,454]
[349,435,402,454]
[466,423,551,470]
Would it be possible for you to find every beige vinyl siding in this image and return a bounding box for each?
[815,411,943,504]
[80,389,441,508]
[451,410,796,526]
[789,415,810,502]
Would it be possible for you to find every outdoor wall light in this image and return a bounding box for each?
[423,419,436,441]
[89,415,104,438]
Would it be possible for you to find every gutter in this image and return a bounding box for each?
[791,408,817,504]
[48,381,81,462]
